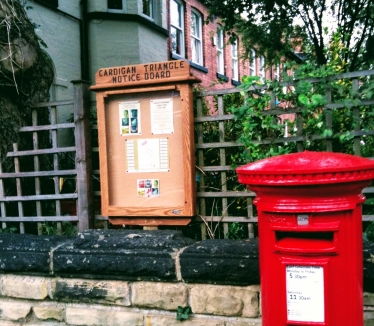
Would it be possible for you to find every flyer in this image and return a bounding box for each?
[126,138,169,172]
[119,101,141,135]
[137,179,160,197]
[150,98,174,134]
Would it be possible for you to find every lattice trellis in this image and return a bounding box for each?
[0,82,93,234]
[194,70,374,240]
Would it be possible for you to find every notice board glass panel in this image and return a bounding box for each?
[104,90,185,208]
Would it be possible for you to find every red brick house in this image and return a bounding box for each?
[167,0,280,91]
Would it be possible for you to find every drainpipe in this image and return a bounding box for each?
[80,0,89,81]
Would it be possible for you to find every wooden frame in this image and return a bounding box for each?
[91,60,200,225]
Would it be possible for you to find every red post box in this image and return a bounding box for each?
[236,151,374,326]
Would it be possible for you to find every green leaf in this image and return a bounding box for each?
[311,94,324,106]
[322,129,333,137]
[298,94,310,106]
[177,306,192,321]
[242,75,261,84]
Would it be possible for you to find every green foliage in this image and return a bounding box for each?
[39,222,77,236]
[195,34,374,241]
[229,32,374,166]
[193,85,252,239]
[176,306,192,321]
[0,227,17,234]
[365,222,374,242]
[191,31,374,242]
[226,222,246,239]
[205,0,374,71]
[363,198,374,242]
[229,79,297,164]
[223,32,374,242]
[0,1,54,162]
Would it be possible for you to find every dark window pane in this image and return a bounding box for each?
[143,0,152,17]
[37,0,58,7]
[108,0,123,10]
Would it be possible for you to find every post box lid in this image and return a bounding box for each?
[236,151,374,185]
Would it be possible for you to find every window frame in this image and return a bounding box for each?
[231,39,239,81]
[274,64,280,81]
[216,27,225,75]
[108,0,126,13]
[142,0,155,19]
[249,49,256,76]
[259,56,265,80]
[170,0,185,57]
[190,9,203,65]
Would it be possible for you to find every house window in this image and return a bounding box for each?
[259,56,265,80]
[217,28,224,75]
[232,39,239,81]
[191,9,203,65]
[108,0,125,12]
[170,0,185,57]
[249,49,256,76]
[143,0,154,18]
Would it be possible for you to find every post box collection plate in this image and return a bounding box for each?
[286,265,324,322]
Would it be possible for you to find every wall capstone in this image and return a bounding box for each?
[0,230,373,325]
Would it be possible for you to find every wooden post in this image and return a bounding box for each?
[218,95,229,238]
[72,80,94,231]
[196,95,207,240]
[325,84,333,152]
[352,78,361,156]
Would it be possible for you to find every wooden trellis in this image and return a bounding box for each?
[0,81,93,234]
[194,70,374,240]
[2,71,374,239]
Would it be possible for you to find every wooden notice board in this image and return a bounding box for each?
[91,60,200,226]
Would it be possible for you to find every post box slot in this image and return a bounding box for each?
[277,231,334,241]
[275,231,336,253]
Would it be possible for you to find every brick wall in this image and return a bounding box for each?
[167,0,278,91]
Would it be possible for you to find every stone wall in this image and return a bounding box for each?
[0,230,373,325]
[0,275,261,325]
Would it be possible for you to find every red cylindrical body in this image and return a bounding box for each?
[236,151,374,326]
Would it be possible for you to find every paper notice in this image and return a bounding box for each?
[286,265,325,322]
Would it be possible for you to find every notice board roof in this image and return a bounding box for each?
[91,60,200,91]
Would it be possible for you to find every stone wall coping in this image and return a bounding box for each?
[0,230,373,291]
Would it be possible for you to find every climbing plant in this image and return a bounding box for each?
[226,30,374,241]
[229,31,374,166]
[0,0,54,161]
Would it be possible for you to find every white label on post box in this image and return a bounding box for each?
[297,214,309,225]
[286,265,324,322]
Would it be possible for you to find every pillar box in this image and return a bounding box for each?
[236,151,374,326]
